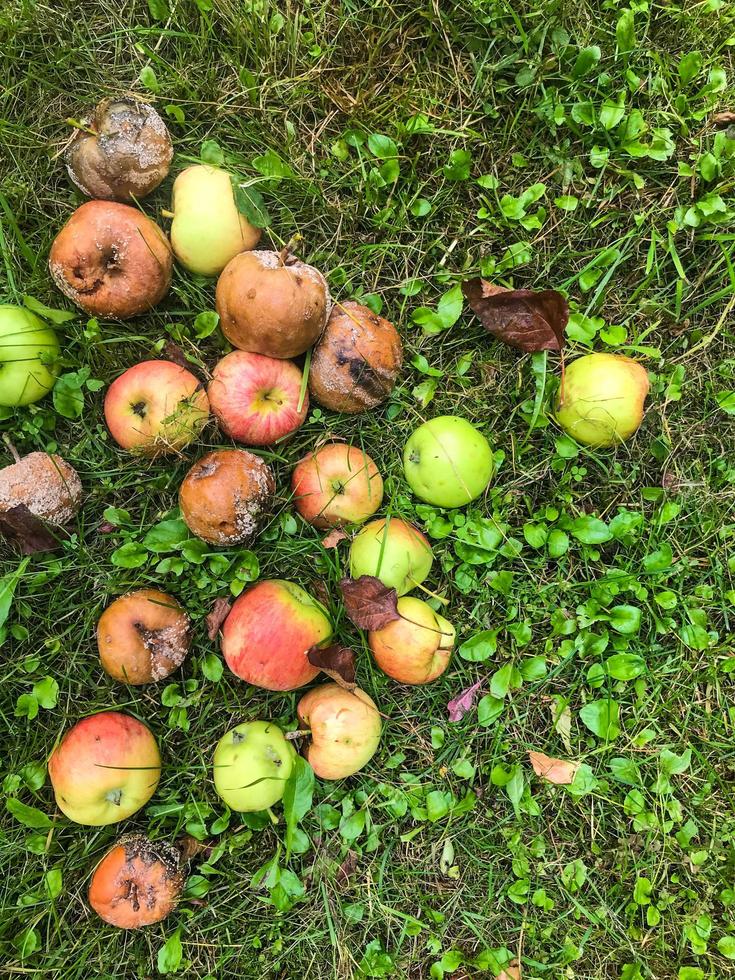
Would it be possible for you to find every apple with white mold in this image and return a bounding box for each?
[369,596,454,684]
[297,683,381,780]
[213,720,296,811]
[403,415,493,508]
[292,443,383,528]
[349,517,433,596]
[556,352,649,447]
[0,305,59,407]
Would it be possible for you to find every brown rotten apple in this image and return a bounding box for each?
[297,683,381,779]
[88,833,185,929]
[0,452,82,525]
[97,589,191,685]
[66,98,173,202]
[309,301,402,414]
[291,443,383,528]
[215,249,330,358]
[179,449,275,546]
[49,201,172,318]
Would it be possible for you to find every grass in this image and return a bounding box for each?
[2,0,735,977]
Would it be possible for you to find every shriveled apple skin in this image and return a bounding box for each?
[369,596,454,684]
[221,579,332,690]
[298,683,381,780]
[556,352,649,447]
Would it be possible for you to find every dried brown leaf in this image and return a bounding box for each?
[463,278,567,352]
[321,528,348,549]
[447,678,483,722]
[528,750,579,785]
[712,111,735,127]
[176,834,211,862]
[307,643,357,690]
[163,340,189,369]
[0,504,61,554]
[339,575,400,631]
[206,597,232,641]
[335,850,358,886]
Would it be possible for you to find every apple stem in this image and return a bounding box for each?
[3,436,20,463]
[65,117,97,136]
[409,579,449,606]
[278,233,302,267]
[266,807,279,825]
[285,729,311,740]
[161,209,175,220]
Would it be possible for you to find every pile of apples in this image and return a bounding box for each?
[0,97,651,930]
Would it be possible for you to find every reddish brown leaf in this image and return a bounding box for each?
[0,504,61,554]
[98,521,116,534]
[712,111,735,127]
[321,528,348,549]
[528,750,579,785]
[308,643,357,690]
[463,278,567,352]
[162,340,189,369]
[206,597,232,641]
[335,850,358,886]
[447,678,483,722]
[175,834,211,862]
[339,575,400,631]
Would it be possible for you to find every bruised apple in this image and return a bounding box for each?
[213,720,296,812]
[221,579,332,690]
[349,517,433,596]
[97,589,191,684]
[88,834,184,929]
[556,352,649,447]
[48,712,161,825]
[291,443,383,528]
[297,683,381,780]
[369,596,454,684]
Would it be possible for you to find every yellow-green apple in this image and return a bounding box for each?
[403,415,493,508]
[212,720,296,811]
[169,165,260,276]
[297,683,381,779]
[556,352,649,447]
[349,517,433,595]
[104,360,209,455]
[0,305,59,406]
[48,712,161,826]
[291,443,383,528]
[221,579,332,690]
[369,596,454,684]
[208,350,307,446]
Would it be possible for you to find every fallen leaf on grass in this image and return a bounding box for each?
[162,340,190,369]
[712,111,735,127]
[176,834,211,861]
[205,597,232,640]
[447,678,483,722]
[307,643,356,690]
[339,575,400,631]
[335,850,358,886]
[528,750,579,785]
[0,505,60,555]
[496,962,521,980]
[321,528,348,549]
[462,278,567,352]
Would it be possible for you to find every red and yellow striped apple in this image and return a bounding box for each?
[291,443,383,528]
[369,596,454,684]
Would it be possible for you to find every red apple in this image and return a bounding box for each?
[368,596,454,684]
[104,360,209,456]
[48,712,161,826]
[208,350,308,446]
[221,579,332,691]
[291,443,383,529]
[297,683,381,779]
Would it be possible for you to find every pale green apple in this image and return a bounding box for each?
[213,720,296,812]
[0,305,59,406]
[403,415,493,508]
[556,352,649,447]
[170,165,261,276]
[349,517,433,596]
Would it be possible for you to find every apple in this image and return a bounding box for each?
[403,415,493,508]
[170,165,260,276]
[291,443,383,528]
[208,350,307,446]
[297,683,381,780]
[221,579,332,691]
[0,452,81,525]
[349,517,433,596]
[104,359,209,455]
[0,305,59,406]
[213,720,296,811]
[369,596,454,684]
[48,712,161,826]
[556,352,650,447]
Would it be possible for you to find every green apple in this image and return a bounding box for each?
[169,165,261,276]
[0,305,59,406]
[349,517,433,596]
[403,415,493,508]
[213,720,296,812]
[556,352,649,447]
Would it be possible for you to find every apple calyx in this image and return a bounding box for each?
[106,788,124,806]
[130,400,147,419]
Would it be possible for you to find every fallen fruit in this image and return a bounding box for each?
[222,579,332,690]
[403,415,493,508]
[48,201,172,318]
[0,452,81,524]
[308,301,402,414]
[208,350,308,446]
[216,248,330,358]
[369,596,454,684]
[213,720,296,811]
[297,683,381,779]
[66,98,173,202]
[179,448,275,546]
[0,305,59,406]
[104,359,209,455]
[97,589,191,685]
[349,517,433,596]
[88,833,185,929]
[556,352,649,447]
[292,443,383,528]
[48,711,161,825]
[170,165,260,276]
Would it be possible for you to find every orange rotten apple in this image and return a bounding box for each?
[48,712,161,825]
[291,443,383,529]
[297,683,381,780]
[368,596,454,684]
